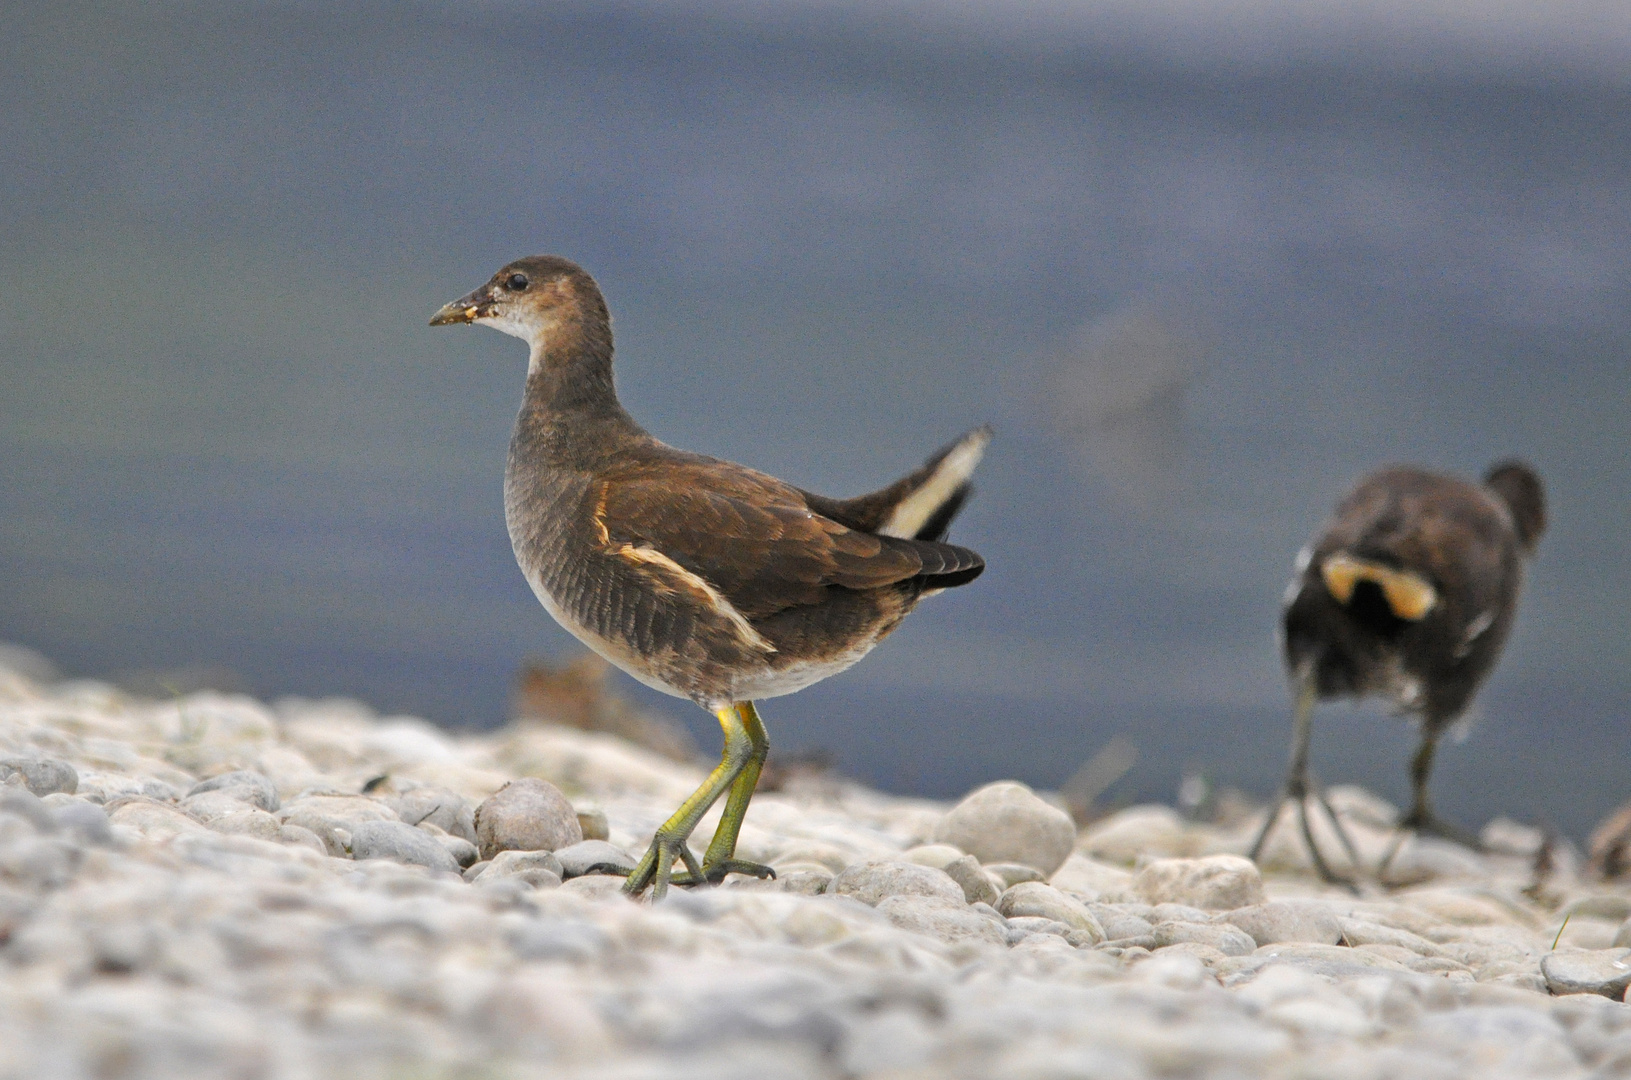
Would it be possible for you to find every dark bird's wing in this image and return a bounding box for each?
[594,464,981,622]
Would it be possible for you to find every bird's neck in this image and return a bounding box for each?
[515,311,642,461]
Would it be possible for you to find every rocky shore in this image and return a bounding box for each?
[2,652,1630,1079]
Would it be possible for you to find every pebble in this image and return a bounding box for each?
[932,780,1075,875]
[187,770,280,812]
[108,798,211,839]
[996,881,1106,941]
[476,848,566,888]
[762,863,832,895]
[277,794,398,856]
[1154,920,1257,956]
[876,894,1008,949]
[473,778,582,859]
[902,843,964,869]
[4,644,1628,1080]
[553,839,637,878]
[181,790,283,839]
[984,861,1046,888]
[277,823,327,853]
[575,803,610,841]
[49,800,113,846]
[942,854,1001,906]
[1225,901,1344,946]
[1134,855,1266,910]
[1049,852,1134,900]
[1542,948,1631,999]
[385,786,476,842]
[829,859,965,906]
[431,831,480,867]
[347,819,460,872]
[0,756,78,796]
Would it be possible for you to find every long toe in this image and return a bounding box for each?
[705,859,776,884]
[624,836,705,899]
[1400,812,1483,851]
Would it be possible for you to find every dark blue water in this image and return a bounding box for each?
[4,3,1628,838]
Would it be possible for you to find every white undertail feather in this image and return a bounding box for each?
[879,428,991,540]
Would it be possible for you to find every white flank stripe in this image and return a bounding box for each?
[617,545,776,654]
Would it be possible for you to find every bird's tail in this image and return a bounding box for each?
[808,425,992,541]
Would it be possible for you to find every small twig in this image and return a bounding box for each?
[1552,911,1573,951]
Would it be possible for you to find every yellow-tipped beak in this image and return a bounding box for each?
[429,301,480,326]
[1320,554,1438,620]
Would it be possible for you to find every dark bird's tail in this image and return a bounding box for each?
[806,425,992,542]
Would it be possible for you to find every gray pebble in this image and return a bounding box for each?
[985,862,1046,889]
[553,839,636,879]
[765,864,832,896]
[1007,916,1075,939]
[387,787,476,842]
[347,820,460,872]
[942,855,1000,906]
[877,894,1008,948]
[278,824,327,854]
[182,791,282,839]
[1150,903,1213,924]
[0,786,55,832]
[433,832,480,868]
[1134,856,1266,911]
[829,860,965,906]
[0,757,77,797]
[932,781,1075,876]
[997,882,1106,941]
[462,859,491,883]
[188,771,280,812]
[473,778,581,860]
[575,805,610,842]
[1152,920,1256,957]
[1542,949,1631,999]
[1099,913,1155,940]
[1225,901,1344,946]
[477,849,565,888]
[49,800,113,846]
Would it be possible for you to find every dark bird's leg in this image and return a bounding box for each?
[693,701,775,884]
[1380,724,1482,876]
[625,703,755,899]
[1249,672,1361,887]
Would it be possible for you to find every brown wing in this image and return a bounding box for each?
[593,464,929,621]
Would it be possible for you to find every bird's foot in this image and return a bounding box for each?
[694,861,776,887]
[1249,792,1362,892]
[623,834,705,900]
[1377,809,1483,884]
[1395,809,1483,851]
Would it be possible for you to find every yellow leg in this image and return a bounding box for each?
[699,701,774,883]
[624,702,766,899]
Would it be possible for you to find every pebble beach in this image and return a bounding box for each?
[2,651,1630,1080]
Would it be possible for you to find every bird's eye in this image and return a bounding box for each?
[505,273,529,292]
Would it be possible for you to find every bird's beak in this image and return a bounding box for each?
[429,287,495,327]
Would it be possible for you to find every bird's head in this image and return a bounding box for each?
[430,255,606,348]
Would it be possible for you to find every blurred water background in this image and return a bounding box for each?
[4,1,1628,837]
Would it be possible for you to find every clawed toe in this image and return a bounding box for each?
[623,835,705,900]
[1396,811,1482,850]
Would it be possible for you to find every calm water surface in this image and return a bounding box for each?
[3,3,1628,837]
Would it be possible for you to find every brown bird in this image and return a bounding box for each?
[431,256,988,898]
[1251,461,1546,882]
